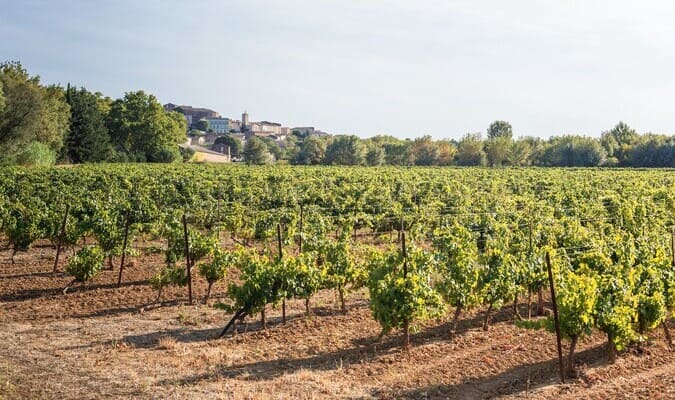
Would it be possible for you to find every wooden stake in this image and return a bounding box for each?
[546,251,565,384]
[183,214,192,305]
[298,205,303,253]
[277,224,286,324]
[52,204,70,273]
[401,231,410,349]
[117,209,131,287]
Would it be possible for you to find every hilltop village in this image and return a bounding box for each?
[164,104,330,161]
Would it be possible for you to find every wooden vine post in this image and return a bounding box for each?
[527,221,534,318]
[298,205,303,253]
[277,223,286,324]
[545,251,565,384]
[52,204,70,273]
[664,228,675,348]
[182,214,193,305]
[397,215,404,242]
[401,230,410,349]
[117,209,131,287]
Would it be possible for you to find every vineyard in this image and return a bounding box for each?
[1,164,674,399]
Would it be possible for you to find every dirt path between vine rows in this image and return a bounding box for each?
[0,244,673,399]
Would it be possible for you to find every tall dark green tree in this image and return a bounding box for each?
[65,86,113,163]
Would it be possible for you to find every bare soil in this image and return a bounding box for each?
[0,242,673,399]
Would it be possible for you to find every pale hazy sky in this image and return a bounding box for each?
[2,0,675,139]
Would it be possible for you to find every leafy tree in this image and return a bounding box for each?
[294,136,326,165]
[485,136,512,167]
[260,137,283,161]
[0,62,70,163]
[365,145,385,166]
[436,140,457,166]
[541,135,606,167]
[625,134,674,167]
[487,120,513,140]
[507,139,532,166]
[383,141,414,165]
[0,61,43,157]
[107,90,187,162]
[455,133,487,166]
[601,121,638,164]
[282,135,299,161]
[36,85,70,155]
[195,119,209,131]
[411,135,439,166]
[213,135,242,157]
[243,136,272,165]
[65,86,113,163]
[292,129,309,140]
[324,135,365,165]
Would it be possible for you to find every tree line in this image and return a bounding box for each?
[238,120,674,167]
[1,60,673,168]
[0,61,187,166]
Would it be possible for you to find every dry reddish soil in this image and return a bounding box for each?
[0,240,673,400]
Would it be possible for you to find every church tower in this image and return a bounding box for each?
[242,111,249,130]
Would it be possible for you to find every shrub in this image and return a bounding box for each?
[15,141,56,167]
